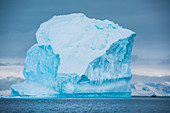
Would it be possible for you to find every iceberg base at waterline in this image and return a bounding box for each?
[10,73,131,98]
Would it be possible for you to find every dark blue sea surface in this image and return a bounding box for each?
[0,97,170,113]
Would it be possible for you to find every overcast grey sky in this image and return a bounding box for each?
[0,0,170,76]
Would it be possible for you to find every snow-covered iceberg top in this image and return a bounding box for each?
[36,13,135,75]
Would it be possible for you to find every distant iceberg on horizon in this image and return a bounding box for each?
[10,13,135,98]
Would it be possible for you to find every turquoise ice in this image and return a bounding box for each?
[10,13,135,98]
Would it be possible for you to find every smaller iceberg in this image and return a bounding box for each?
[10,13,135,98]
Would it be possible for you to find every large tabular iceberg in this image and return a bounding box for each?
[10,13,135,98]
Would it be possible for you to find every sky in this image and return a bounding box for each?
[0,0,170,78]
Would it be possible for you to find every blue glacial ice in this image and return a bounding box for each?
[10,13,135,98]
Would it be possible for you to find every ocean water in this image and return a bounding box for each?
[0,97,170,113]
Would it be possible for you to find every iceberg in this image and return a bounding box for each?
[10,13,135,98]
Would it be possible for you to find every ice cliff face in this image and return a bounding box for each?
[23,44,60,85]
[85,34,135,80]
[10,13,135,98]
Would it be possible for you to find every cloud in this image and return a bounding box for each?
[160,56,170,64]
[0,65,24,79]
[131,55,170,76]
[131,54,170,67]
[131,54,159,65]
[0,58,25,66]
[131,74,170,83]
[0,63,6,66]
[0,90,11,96]
[0,76,24,91]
